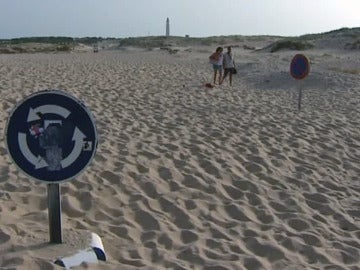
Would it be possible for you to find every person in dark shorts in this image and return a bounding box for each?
[220,46,236,86]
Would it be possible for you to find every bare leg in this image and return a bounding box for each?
[213,70,217,84]
[221,70,228,85]
[218,71,223,85]
[221,69,229,83]
[229,73,233,86]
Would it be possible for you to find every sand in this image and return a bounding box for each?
[0,41,359,270]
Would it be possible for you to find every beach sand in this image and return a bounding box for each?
[0,42,359,269]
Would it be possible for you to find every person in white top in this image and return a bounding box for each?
[220,46,236,86]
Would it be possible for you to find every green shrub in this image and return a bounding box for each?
[345,40,360,50]
[12,46,27,53]
[270,40,313,52]
[10,37,74,44]
[243,45,255,50]
[56,44,72,52]
[0,47,14,54]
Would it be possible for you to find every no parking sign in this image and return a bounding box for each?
[290,54,310,111]
[290,54,310,80]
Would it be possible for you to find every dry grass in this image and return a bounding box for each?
[329,67,360,75]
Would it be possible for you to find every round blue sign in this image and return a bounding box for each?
[290,54,310,80]
[5,90,98,183]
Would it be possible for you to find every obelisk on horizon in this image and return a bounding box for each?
[166,18,170,37]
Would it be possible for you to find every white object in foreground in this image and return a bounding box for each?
[54,232,106,268]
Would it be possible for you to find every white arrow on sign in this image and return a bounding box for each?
[61,127,86,168]
[18,133,48,169]
[27,105,71,122]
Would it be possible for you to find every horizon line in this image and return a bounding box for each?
[1,27,359,41]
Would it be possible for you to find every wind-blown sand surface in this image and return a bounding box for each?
[0,43,359,269]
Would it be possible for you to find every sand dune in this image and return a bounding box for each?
[0,42,359,270]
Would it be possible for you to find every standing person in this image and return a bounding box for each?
[220,46,236,86]
[209,47,224,85]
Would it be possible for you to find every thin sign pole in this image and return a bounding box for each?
[297,79,304,112]
[47,183,62,243]
[298,87,303,112]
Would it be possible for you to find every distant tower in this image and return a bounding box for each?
[166,18,170,37]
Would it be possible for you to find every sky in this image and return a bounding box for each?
[0,0,359,39]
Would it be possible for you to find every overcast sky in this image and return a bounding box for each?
[0,0,359,39]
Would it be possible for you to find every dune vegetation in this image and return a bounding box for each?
[0,27,359,54]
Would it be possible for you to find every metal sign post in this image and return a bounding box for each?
[297,79,305,112]
[5,90,98,244]
[298,88,302,111]
[48,183,62,243]
[290,54,310,111]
